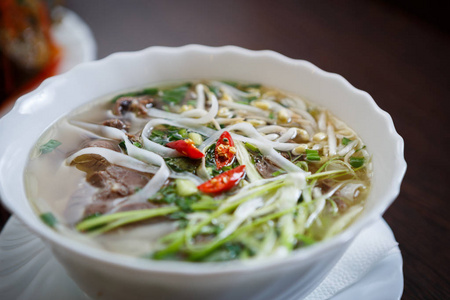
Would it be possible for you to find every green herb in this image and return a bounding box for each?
[118,141,126,152]
[203,242,245,262]
[162,84,190,104]
[169,211,187,220]
[40,212,57,227]
[141,88,158,95]
[208,85,221,97]
[305,149,320,161]
[149,125,204,146]
[133,141,143,148]
[164,157,201,173]
[244,83,261,89]
[221,81,239,87]
[150,183,202,212]
[39,139,61,154]
[349,156,365,168]
[342,137,352,145]
[186,100,197,106]
[268,112,275,119]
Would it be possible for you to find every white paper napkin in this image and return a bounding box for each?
[304,219,400,300]
[0,217,400,300]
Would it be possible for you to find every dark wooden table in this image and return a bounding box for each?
[1,1,449,299]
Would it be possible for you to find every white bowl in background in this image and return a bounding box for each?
[0,45,406,300]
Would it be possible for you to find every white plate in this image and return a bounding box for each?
[0,8,96,116]
[0,217,403,300]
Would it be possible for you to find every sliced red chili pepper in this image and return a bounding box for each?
[166,139,204,159]
[198,165,246,194]
[215,131,236,169]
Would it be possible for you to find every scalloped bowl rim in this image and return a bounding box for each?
[0,45,406,275]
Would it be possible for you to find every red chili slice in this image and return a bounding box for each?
[215,131,236,169]
[166,139,205,159]
[198,165,246,194]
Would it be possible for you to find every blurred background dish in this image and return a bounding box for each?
[0,1,96,116]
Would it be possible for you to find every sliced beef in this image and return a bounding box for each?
[113,96,153,117]
[103,118,130,131]
[88,165,151,201]
[72,154,110,173]
[70,154,152,216]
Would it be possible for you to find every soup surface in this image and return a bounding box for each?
[26,81,371,262]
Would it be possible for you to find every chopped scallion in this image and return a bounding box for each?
[244,142,259,153]
[306,149,320,161]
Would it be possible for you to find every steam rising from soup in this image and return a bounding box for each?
[26,81,371,261]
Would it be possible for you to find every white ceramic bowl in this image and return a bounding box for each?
[0,45,406,300]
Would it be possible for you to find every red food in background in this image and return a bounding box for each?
[0,0,62,111]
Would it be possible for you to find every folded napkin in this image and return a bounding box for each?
[304,219,401,300]
[0,217,400,300]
